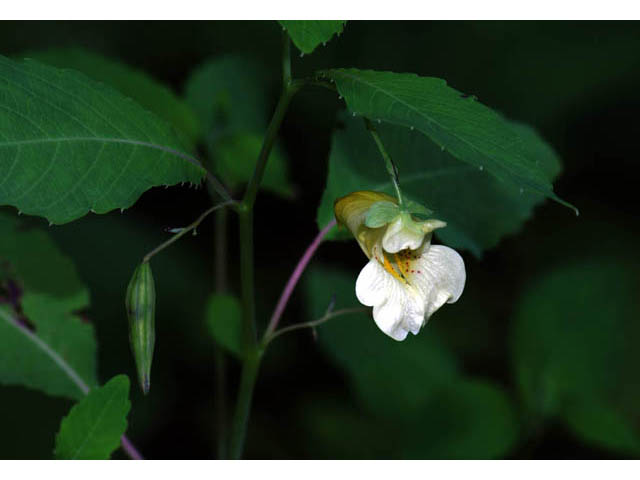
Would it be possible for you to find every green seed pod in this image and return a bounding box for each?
[125,261,156,395]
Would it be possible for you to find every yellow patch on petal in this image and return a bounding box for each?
[334,191,397,258]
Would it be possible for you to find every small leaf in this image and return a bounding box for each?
[322,68,575,212]
[279,21,346,54]
[54,375,131,460]
[364,201,399,228]
[23,47,201,148]
[205,294,242,358]
[0,56,206,224]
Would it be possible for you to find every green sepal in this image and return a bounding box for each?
[403,199,434,219]
[125,261,156,395]
[364,201,400,228]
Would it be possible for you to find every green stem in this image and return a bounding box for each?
[364,118,404,206]
[142,200,236,263]
[263,307,366,348]
[241,82,302,210]
[237,207,257,347]
[214,207,229,459]
[229,349,262,459]
[228,30,299,460]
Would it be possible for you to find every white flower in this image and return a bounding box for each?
[335,191,466,341]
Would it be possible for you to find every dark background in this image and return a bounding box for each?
[0,21,639,459]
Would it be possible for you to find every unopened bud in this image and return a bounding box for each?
[125,261,156,395]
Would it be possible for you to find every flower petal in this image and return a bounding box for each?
[408,245,466,319]
[382,215,425,253]
[356,258,425,341]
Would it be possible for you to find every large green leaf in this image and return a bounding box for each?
[318,115,562,256]
[304,265,518,458]
[0,55,206,224]
[322,69,575,212]
[185,56,293,197]
[511,258,640,455]
[279,21,346,54]
[23,47,201,148]
[54,375,131,459]
[0,213,97,399]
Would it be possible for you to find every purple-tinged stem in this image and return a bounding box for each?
[264,219,337,340]
[121,435,144,460]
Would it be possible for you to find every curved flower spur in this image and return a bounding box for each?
[334,191,466,341]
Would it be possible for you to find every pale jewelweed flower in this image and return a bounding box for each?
[334,191,466,341]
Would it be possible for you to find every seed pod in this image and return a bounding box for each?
[125,261,156,395]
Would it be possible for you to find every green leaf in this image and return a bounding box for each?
[304,265,518,458]
[205,293,243,358]
[54,375,131,460]
[318,115,562,256]
[279,21,346,54]
[402,379,518,459]
[0,55,206,225]
[0,213,98,399]
[185,56,293,197]
[322,69,575,213]
[565,401,640,455]
[215,134,293,197]
[0,212,88,311]
[23,47,201,148]
[364,201,399,228]
[511,258,640,454]
[185,56,269,138]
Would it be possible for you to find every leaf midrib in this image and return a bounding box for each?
[68,386,122,459]
[0,136,204,171]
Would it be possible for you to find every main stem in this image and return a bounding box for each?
[228,31,298,460]
[214,207,229,459]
